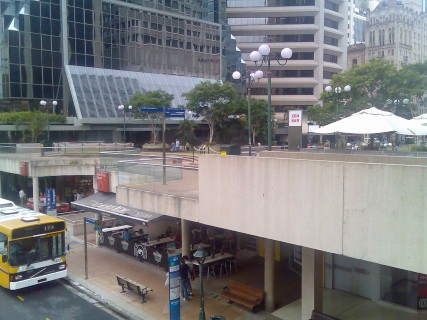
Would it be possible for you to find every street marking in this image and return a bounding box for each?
[16,295,24,301]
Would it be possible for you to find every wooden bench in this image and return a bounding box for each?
[310,310,340,320]
[116,275,153,303]
[222,280,264,312]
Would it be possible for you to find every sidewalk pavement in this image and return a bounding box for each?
[66,234,280,320]
[65,234,427,320]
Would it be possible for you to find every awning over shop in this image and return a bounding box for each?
[72,192,163,226]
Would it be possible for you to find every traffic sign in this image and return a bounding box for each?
[84,217,96,224]
[165,109,185,118]
[140,106,164,112]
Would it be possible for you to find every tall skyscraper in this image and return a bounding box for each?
[226,0,349,143]
[0,0,243,142]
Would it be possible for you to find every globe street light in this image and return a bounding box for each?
[117,104,133,142]
[250,44,292,151]
[40,100,57,141]
[193,247,208,320]
[232,69,263,156]
[325,85,351,148]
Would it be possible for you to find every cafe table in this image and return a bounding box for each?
[193,252,234,280]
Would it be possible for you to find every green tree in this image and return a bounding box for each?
[0,112,65,142]
[182,81,239,144]
[309,59,426,124]
[249,98,268,145]
[128,90,174,144]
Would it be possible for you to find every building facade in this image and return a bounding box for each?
[365,0,427,68]
[348,0,367,45]
[0,0,243,143]
[226,0,349,143]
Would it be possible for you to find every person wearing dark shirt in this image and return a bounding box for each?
[179,258,191,301]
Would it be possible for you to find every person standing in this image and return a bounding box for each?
[183,255,195,296]
[175,139,180,151]
[19,188,26,206]
[179,257,191,301]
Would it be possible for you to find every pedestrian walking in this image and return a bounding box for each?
[179,257,191,301]
[183,255,195,296]
[19,188,26,206]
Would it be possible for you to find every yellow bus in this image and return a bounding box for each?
[0,198,67,290]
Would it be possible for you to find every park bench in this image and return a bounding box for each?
[116,275,153,303]
[310,310,340,320]
[222,280,264,312]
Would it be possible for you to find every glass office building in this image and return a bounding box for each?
[0,0,242,123]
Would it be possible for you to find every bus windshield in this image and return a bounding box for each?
[9,233,65,267]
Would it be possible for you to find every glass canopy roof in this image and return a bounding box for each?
[65,65,208,119]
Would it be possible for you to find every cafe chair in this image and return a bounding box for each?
[219,260,229,277]
[227,257,238,274]
[206,264,217,280]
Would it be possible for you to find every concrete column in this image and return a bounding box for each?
[264,238,275,312]
[181,218,190,257]
[301,247,323,320]
[95,213,102,246]
[32,177,39,212]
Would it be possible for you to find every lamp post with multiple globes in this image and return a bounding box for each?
[117,104,133,142]
[249,44,292,151]
[324,85,351,148]
[232,69,263,156]
[40,100,58,141]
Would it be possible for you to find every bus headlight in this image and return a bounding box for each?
[14,275,23,281]
[58,264,66,270]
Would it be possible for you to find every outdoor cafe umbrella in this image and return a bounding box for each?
[312,107,427,135]
[409,113,427,126]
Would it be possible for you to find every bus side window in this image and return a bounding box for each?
[0,232,7,262]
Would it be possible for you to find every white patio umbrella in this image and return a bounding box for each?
[409,113,427,126]
[312,107,427,135]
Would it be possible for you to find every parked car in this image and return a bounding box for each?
[26,198,71,213]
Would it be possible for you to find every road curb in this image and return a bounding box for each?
[62,276,136,320]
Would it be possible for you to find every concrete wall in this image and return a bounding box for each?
[197,155,427,274]
[0,156,98,177]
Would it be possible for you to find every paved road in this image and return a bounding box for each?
[0,279,124,320]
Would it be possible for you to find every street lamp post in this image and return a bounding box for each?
[117,104,133,142]
[387,98,409,146]
[324,85,351,148]
[193,247,208,320]
[40,100,58,141]
[232,69,263,156]
[249,44,292,151]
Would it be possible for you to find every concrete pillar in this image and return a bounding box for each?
[32,177,39,212]
[181,218,190,258]
[95,213,102,246]
[264,238,275,312]
[301,247,323,320]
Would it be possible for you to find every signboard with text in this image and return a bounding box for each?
[140,106,186,118]
[168,254,180,320]
[46,188,57,217]
[289,110,303,127]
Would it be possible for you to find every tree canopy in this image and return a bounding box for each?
[128,90,174,144]
[309,59,427,125]
[182,81,240,144]
[0,112,65,142]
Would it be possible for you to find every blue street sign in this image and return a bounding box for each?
[140,106,164,112]
[165,110,185,118]
[84,217,96,224]
[46,188,56,211]
[168,254,180,320]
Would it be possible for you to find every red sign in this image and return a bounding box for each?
[20,161,28,176]
[96,171,110,192]
[418,273,427,309]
